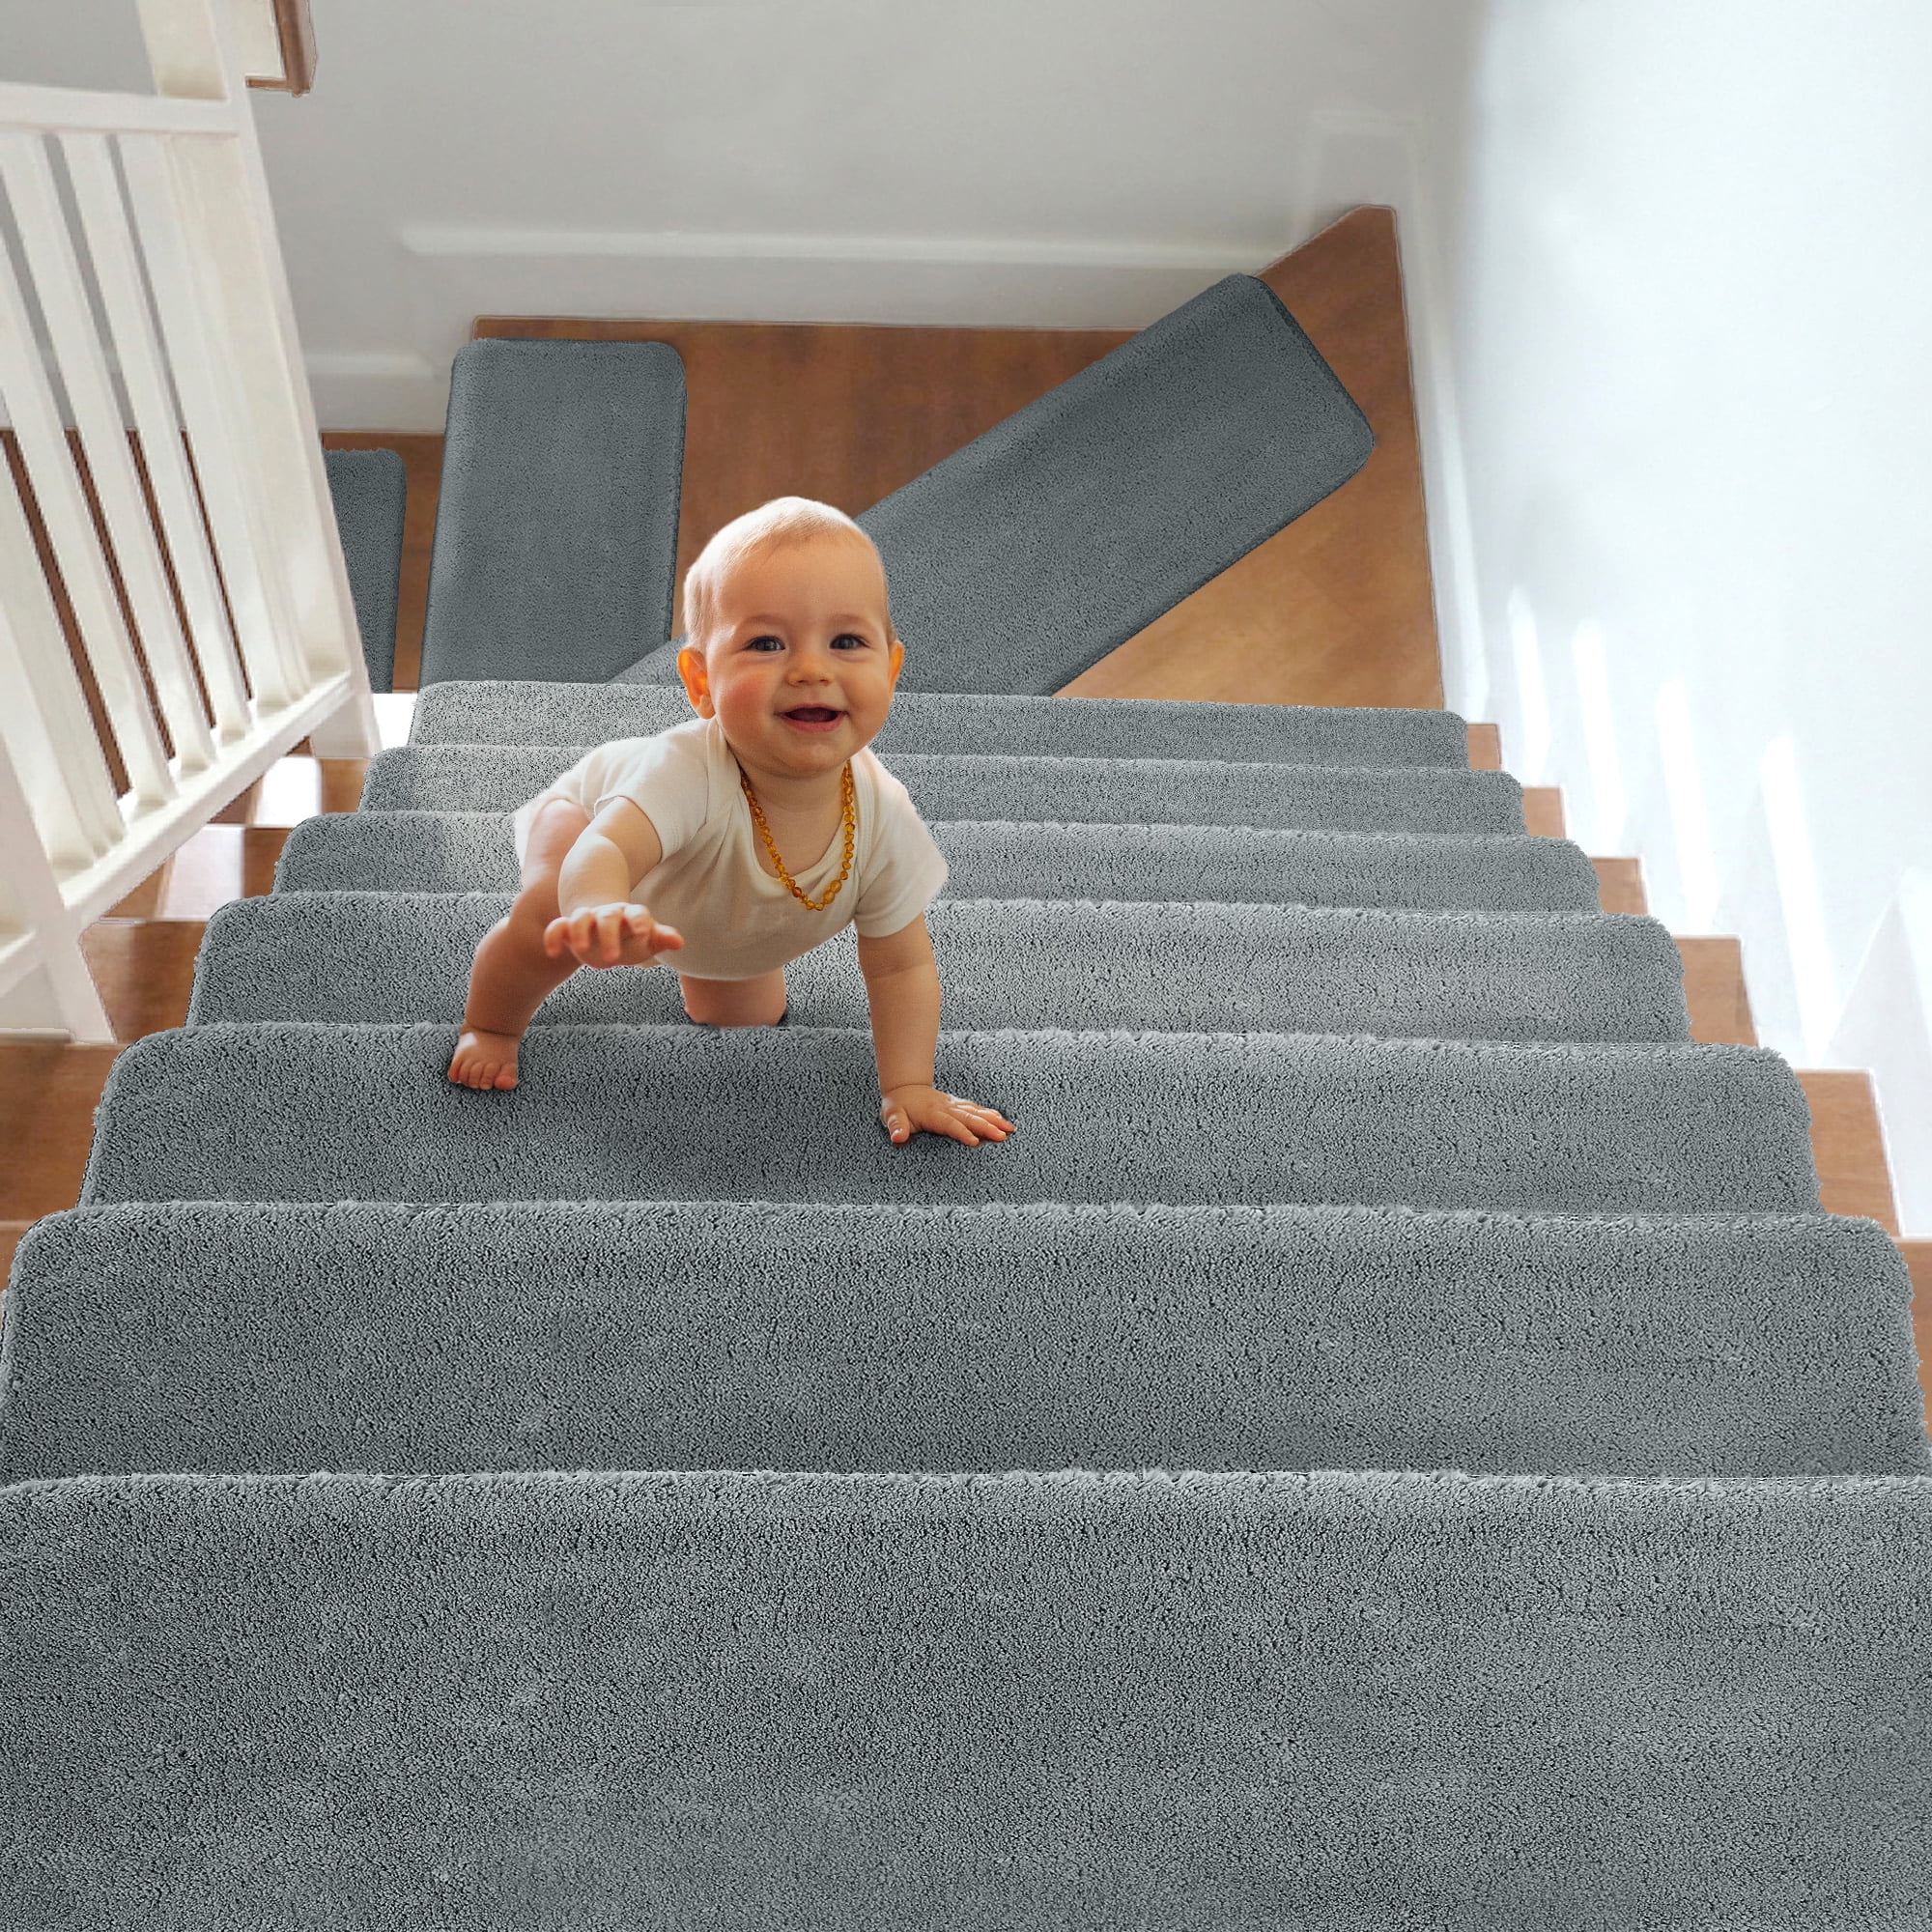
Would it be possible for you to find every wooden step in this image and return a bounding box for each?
[1523,788,1564,838]
[0,1040,119,1228]
[76,920,205,1042]
[1592,860,1645,915]
[106,825,291,921]
[1798,1069,1900,1233]
[0,979,1900,1235]
[1898,1240,1932,1434]
[1464,723,1501,771]
[1677,937,1756,1046]
[7,1076,1923,1434]
[212,757,367,827]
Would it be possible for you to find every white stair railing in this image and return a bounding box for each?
[0,0,377,1041]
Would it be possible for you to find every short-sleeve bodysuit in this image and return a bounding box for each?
[511,712,949,980]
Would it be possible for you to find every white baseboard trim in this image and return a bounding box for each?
[395,222,1293,336]
[400,223,1276,274]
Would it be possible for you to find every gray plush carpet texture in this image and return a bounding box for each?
[11,267,1932,1928]
[4,1202,1923,1486]
[363,743,1527,836]
[321,448,405,694]
[275,810,1605,912]
[411,678,1471,767]
[81,1022,1818,1217]
[192,891,1691,1044]
[416,339,685,688]
[615,274,1373,696]
[4,1468,1929,1925]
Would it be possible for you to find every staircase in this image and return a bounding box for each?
[2,182,1928,1916]
[3,665,1931,1920]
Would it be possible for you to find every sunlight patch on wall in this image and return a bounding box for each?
[1829,867,1932,1233]
[1570,621,1624,852]
[1759,733,1839,1062]
[1506,588,1548,783]
[1654,677,1719,930]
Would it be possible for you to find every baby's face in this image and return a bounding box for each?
[676,533,905,787]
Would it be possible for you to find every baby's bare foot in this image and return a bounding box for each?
[448,1027,523,1091]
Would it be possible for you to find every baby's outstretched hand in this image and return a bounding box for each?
[880,1084,1018,1148]
[544,902,683,969]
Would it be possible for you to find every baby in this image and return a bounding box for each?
[446,496,1017,1151]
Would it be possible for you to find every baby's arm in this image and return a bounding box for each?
[547,798,683,968]
[856,915,1017,1148]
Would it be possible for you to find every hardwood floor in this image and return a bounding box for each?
[1061,209,1441,712]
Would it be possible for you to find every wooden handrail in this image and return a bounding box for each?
[243,0,317,98]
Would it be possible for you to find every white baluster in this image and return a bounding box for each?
[116,129,304,713]
[0,177,175,807]
[0,463,126,869]
[136,0,379,754]
[0,739,116,1043]
[0,128,217,775]
[62,128,253,745]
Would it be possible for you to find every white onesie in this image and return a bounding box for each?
[510,711,950,980]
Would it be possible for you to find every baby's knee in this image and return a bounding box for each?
[680,968,787,1027]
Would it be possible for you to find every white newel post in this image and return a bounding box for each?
[0,0,377,1039]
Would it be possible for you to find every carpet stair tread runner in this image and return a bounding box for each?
[611,274,1375,695]
[3,1468,1927,1922]
[82,1021,1817,1216]
[3,1201,1924,1484]
[321,448,406,694]
[362,742,1527,834]
[274,810,1606,910]
[190,892,1691,1042]
[416,339,686,689]
[409,677,1473,765]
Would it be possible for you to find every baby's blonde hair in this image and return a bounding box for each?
[681,496,894,646]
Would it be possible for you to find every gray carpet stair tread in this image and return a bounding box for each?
[614,274,1373,696]
[415,339,685,687]
[191,894,1690,1045]
[81,1024,1818,1216]
[362,744,1526,835]
[4,1468,1927,1922]
[5,1202,1921,1487]
[275,811,1605,911]
[410,678,1472,767]
[321,448,405,694]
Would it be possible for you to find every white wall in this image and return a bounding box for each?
[1406,0,1932,1229]
[3,0,1476,425]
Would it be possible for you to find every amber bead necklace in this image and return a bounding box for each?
[738,758,856,911]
